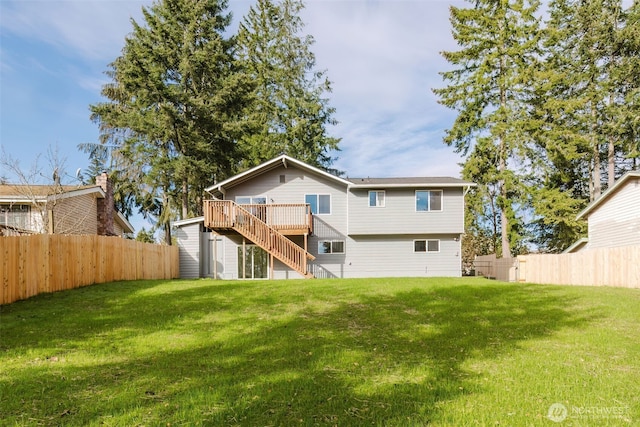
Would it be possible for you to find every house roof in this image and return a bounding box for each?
[206,155,352,196]
[562,237,589,254]
[47,186,105,201]
[576,170,640,220]
[347,176,475,188]
[0,184,90,202]
[173,216,204,228]
[205,154,474,196]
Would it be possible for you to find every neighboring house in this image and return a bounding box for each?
[174,155,475,279]
[565,170,640,253]
[0,173,133,237]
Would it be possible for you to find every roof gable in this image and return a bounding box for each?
[115,211,135,234]
[577,171,640,219]
[47,186,105,201]
[206,155,351,196]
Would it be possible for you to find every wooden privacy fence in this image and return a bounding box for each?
[1,234,180,305]
[518,245,640,288]
[475,246,640,288]
[474,253,518,282]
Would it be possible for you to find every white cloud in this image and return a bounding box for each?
[1,0,147,61]
[299,0,465,178]
[303,1,461,112]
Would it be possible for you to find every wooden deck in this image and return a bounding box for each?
[203,200,314,278]
[204,201,313,235]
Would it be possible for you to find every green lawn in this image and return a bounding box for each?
[1,278,638,426]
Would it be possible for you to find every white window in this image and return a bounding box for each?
[415,190,442,212]
[0,204,31,229]
[305,194,331,214]
[318,240,344,254]
[414,239,440,253]
[236,196,267,220]
[236,196,266,205]
[368,191,385,207]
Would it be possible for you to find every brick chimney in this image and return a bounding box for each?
[96,173,115,236]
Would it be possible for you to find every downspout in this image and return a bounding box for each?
[460,184,472,275]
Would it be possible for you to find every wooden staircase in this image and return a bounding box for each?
[204,200,314,278]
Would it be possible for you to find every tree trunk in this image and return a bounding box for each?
[499,140,511,259]
[591,105,602,201]
[608,134,615,189]
[490,188,499,254]
[608,94,616,189]
[182,178,188,220]
[162,184,172,246]
[500,204,511,258]
[498,63,511,259]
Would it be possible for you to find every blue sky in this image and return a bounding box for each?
[1,0,464,231]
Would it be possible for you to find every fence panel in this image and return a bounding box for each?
[0,235,179,305]
[474,254,518,282]
[517,245,640,288]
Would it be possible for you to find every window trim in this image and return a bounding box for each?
[415,190,443,212]
[368,190,385,208]
[414,239,440,253]
[305,194,331,215]
[318,240,345,254]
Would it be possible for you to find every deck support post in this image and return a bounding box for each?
[270,254,274,280]
[242,237,246,279]
[213,235,218,280]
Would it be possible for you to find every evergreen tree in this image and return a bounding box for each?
[236,0,340,169]
[90,0,253,243]
[434,0,542,257]
[537,0,625,201]
[528,0,639,251]
[77,142,135,219]
[135,227,157,244]
[79,147,107,186]
[614,1,640,169]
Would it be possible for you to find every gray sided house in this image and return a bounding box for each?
[174,155,475,279]
[565,170,640,253]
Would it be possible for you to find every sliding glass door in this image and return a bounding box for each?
[238,245,268,279]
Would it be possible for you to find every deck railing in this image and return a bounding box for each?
[203,200,314,278]
[204,201,312,234]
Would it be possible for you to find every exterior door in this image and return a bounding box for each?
[202,233,224,279]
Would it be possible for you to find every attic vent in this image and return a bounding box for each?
[279,175,286,183]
